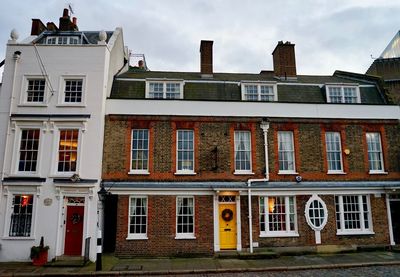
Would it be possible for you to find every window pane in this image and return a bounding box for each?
[131,129,149,171]
[177,197,194,235]
[366,133,383,171]
[64,79,83,103]
[27,79,45,102]
[234,131,251,171]
[18,129,40,172]
[325,132,343,171]
[177,130,194,171]
[278,131,295,171]
[129,197,147,235]
[9,195,33,237]
[328,87,342,103]
[149,82,164,98]
[58,129,78,172]
[244,85,258,101]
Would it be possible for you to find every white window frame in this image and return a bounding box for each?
[241,82,278,102]
[127,196,148,240]
[259,196,298,237]
[19,76,48,106]
[326,85,361,103]
[129,129,150,175]
[277,131,297,174]
[175,196,196,239]
[145,80,184,99]
[234,130,253,174]
[305,195,328,231]
[335,195,374,235]
[10,123,45,177]
[2,186,39,240]
[325,132,344,173]
[50,123,84,177]
[46,36,81,45]
[58,76,87,106]
[175,129,195,175]
[366,132,385,174]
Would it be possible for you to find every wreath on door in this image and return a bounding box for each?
[222,209,234,221]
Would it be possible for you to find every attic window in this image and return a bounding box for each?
[145,81,184,99]
[46,36,80,45]
[241,83,277,102]
[326,85,360,103]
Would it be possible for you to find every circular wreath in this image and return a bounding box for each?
[222,209,234,221]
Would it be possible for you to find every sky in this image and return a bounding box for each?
[0,0,399,76]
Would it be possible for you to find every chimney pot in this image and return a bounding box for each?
[200,40,213,77]
[272,41,297,79]
[72,17,77,25]
[63,8,69,17]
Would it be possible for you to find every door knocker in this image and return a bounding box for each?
[71,213,82,224]
[222,209,234,221]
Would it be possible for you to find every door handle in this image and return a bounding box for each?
[224,228,231,231]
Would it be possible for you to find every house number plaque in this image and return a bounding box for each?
[44,198,53,206]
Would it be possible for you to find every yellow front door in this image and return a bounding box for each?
[219,203,237,249]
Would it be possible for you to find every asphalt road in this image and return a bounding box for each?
[150,264,400,277]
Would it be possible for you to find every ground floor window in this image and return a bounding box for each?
[9,195,33,237]
[176,196,195,239]
[128,196,147,239]
[335,195,373,235]
[259,196,297,237]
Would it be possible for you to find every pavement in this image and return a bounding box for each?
[1,250,400,276]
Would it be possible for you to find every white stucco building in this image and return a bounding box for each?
[0,9,127,261]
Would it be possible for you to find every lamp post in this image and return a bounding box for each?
[96,183,107,271]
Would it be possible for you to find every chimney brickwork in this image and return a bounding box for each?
[272,41,297,78]
[200,40,213,77]
[31,19,47,36]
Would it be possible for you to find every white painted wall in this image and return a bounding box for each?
[0,29,126,262]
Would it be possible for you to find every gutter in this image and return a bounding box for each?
[247,119,270,253]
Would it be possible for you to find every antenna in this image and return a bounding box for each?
[68,3,74,14]
[370,54,377,60]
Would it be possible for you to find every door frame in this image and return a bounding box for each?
[213,191,241,251]
[62,196,86,256]
[387,193,400,246]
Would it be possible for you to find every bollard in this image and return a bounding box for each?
[96,229,102,271]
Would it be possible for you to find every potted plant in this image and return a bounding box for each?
[30,236,49,266]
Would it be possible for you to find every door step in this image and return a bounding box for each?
[45,255,86,267]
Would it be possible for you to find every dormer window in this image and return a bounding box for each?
[326,85,360,103]
[241,83,277,101]
[46,36,81,45]
[145,81,183,99]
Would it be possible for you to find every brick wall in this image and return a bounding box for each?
[102,116,400,181]
[115,195,214,257]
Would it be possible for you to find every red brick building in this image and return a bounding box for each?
[102,41,400,257]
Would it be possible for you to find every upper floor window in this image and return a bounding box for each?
[46,36,81,45]
[128,196,147,239]
[18,129,40,172]
[278,131,296,173]
[130,129,149,174]
[326,85,360,103]
[176,196,195,239]
[64,79,83,103]
[335,195,373,235]
[234,131,252,173]
[146,81,183,99]
[325,132,343,173]
[58,129,79,172]
[9,195,33,237]
[366,132,384,173]
[26,79,45,103]
[241,83,277,101]
[176,130,194,174]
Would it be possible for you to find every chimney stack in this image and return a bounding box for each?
[272,41,297,79]
[200,40,213,77]
[59,8,78,31]
[31,19,47,35]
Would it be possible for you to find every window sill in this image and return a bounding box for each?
[278,171,299,175]
[369,171,388,175]
[49,173,78,179]
[175,235,196,240]
[2,236,35,240]
[259,232,299,238]
[128,170,150,175]
[18,103,47,107]
[56,104,86,108]
[327,171,346,175]
[234,171,255,175]
[336,230,375,236]
[174,172,197,176]
[126,235,148,240]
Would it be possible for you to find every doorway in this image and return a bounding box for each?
[64,197,85,256]
[390,200,400,244]
[219,195,237,250]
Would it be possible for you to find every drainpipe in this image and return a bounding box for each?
[247,119,270,253]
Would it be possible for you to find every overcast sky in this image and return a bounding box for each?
[0,0,399,76]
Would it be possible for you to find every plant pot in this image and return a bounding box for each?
[32,250,48,266]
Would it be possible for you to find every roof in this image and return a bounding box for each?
[33,30,114,45]
[110,69,388,104]
[380,31,400,59]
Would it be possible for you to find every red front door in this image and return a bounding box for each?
[64,205,84,255]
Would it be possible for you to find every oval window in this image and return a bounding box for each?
[305,195,328,231]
